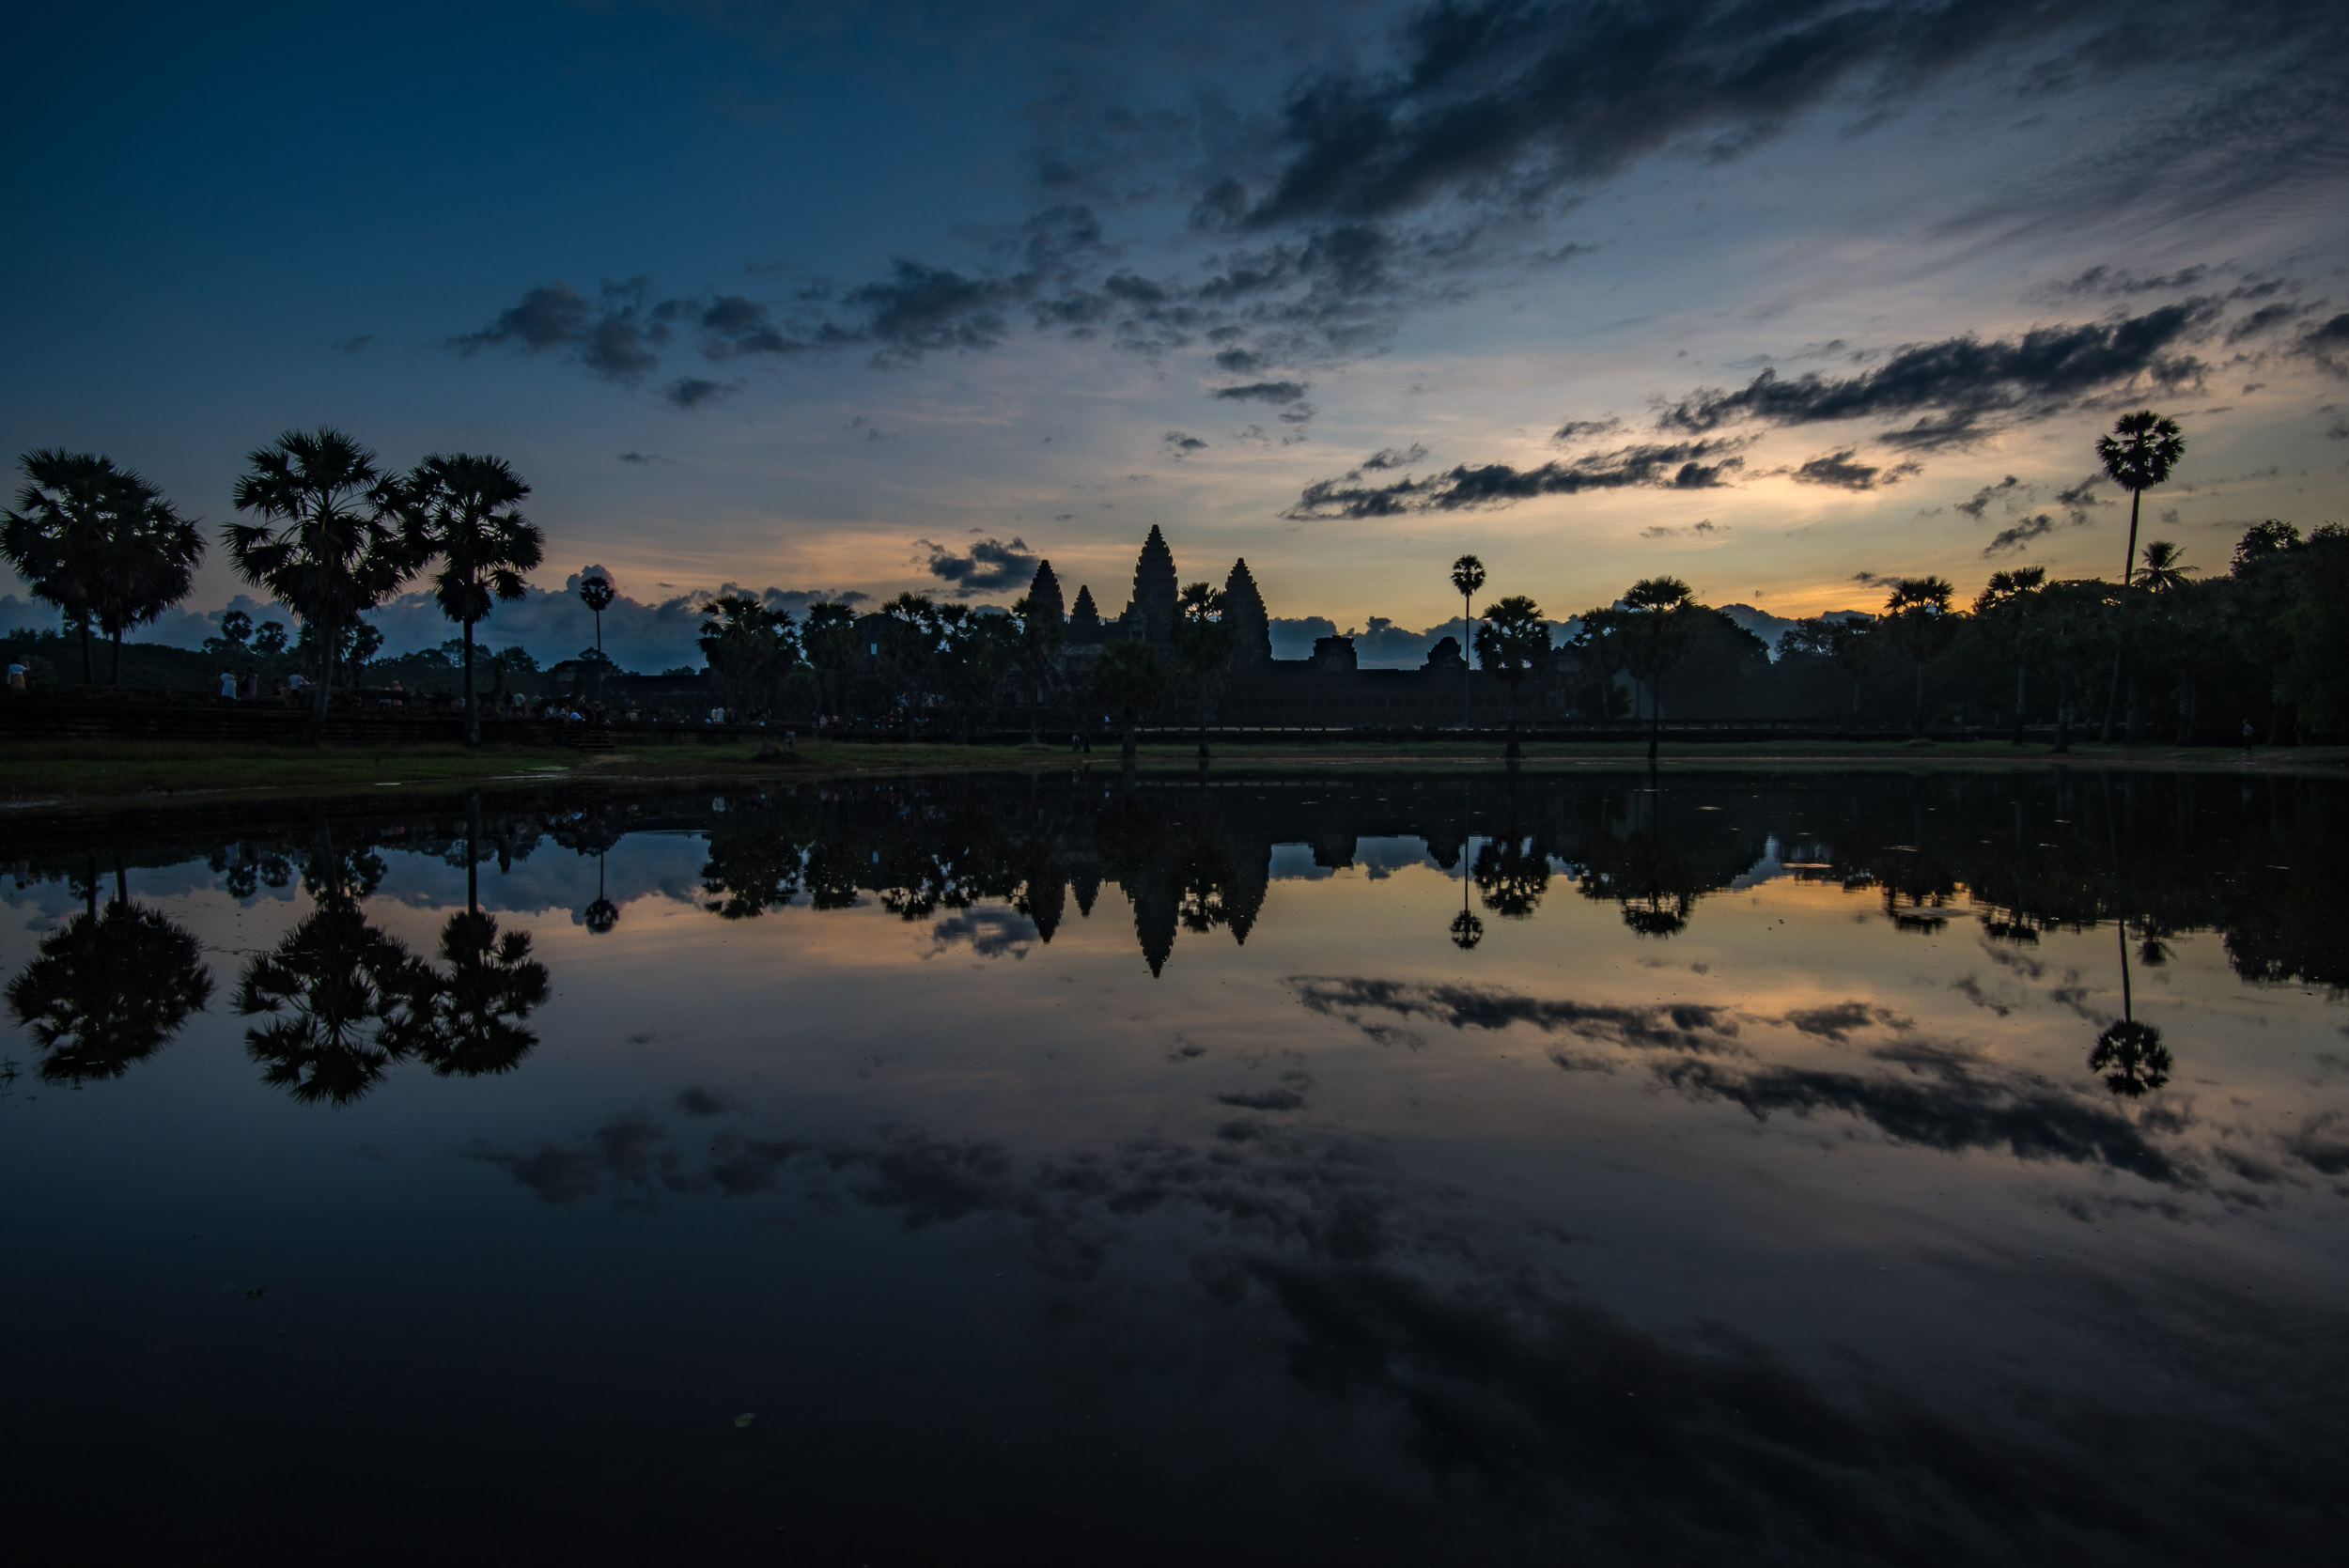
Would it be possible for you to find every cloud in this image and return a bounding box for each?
[1213,380,1310,404]
[1983,513,2058,555]
[1163,430,1207,457]
[616,451,673,465]
[918,536,1038,596]
[453,277,672,381]
[1359,443,1427,470]
[1659,303,2219,447]
[1640,519,1726,541]
[848,259,1019,360]
[333,334,376,355]
[1295,976,1743,1052]
[1956,475,2026,519]
[2302,312,2349,378]
[1553,417,1623,442]
[1790,450,1920,489]
[2040,264,2213,300]
[662,376,741,410]
[1286,439,1747,520]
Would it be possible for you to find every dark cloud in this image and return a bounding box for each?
[848,259,1018,359]
[1216,1087,1307,1112]
[1286,439,1746,520]
[1359,443,1427,470]
[1212,346,1265,372]
[919,536,1039,596]
[1246,0,2116,229]
[1654,1050,2190,1187]
[1983,513,2058,555]
[2041,264,2213,299]
[662,376,740,410]
[1295,976,1741,1051]
[2303,312,2349,378]
[333,334,376,355]
[615,451,673,465]
[1659,303,2218,447]
[1213,380,1310,404]
[1163,430,1208,457]
[1782,1001,1912,1042]
[2052,474,2107,520]
[1790,449,1919,489]
[1552,417,1622,442]
[1956,475,2026,519]
[454,277,673,381]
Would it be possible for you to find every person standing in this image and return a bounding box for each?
[7,659,26,691]
[219,669,237,700]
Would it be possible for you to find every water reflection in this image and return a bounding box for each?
[6,858,212,1084]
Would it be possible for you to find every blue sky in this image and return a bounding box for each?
[5,0,2346,669]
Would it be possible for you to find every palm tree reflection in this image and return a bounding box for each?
[234,893,437,1106]
[2091,917,2172,1096]
[7,859,212,1084]
[417,908,550,1079]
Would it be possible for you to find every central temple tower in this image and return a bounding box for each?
[1126,524,1178,644]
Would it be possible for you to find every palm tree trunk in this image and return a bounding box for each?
[1197,676,1210,761]
[1462,595,1472,730]
[1912,659,1925,738]
[309,612,334,745]
[1506,686,1521,761]
[111,628,124,686]
[467,793,481,915]
[2054,665,2071,753]
[462,620,478,747]
[2012,661,2027,744]
[2099,487,2143,743]
[78,618,92,685]
[1646,675,1659,768]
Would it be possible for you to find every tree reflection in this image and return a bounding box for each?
[583,853,619,935]
[234,894,437,1106]
[7,863,212,1084]
[1472,835,1548,920]
[2091,918,2172,1096]
[417,908,550,1079]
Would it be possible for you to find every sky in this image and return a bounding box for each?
[4,0,2346,670]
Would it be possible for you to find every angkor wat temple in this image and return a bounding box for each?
[1046,524,1506,726]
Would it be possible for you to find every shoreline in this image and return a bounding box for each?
[4,736,2344,818]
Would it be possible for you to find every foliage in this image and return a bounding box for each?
[4,449,206,683]
[698,593,800,713]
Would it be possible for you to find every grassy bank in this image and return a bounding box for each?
[4,735,2343,812]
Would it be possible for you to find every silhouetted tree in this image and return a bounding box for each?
[1012,562,1066,745]
[1618,577,1699,768]
[1878,576,1956,738]
[1450,554,1486,728]
[579,567,615,672]
[2095,411,2186,742]
[1473,595,1548,760]
[407,453,542,744]
[1093,637,1166,769]
[699,594,799,718]
[4,449,206,684]
[1169,582,1234,759]
[227,428,421,740]
[1971,568,2045,743]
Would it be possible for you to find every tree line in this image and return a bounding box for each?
[6,427,543,743]
[10,411,2346,747]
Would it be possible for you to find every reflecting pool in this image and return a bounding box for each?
[4,768,2345,1564]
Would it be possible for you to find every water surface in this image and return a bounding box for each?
[4,768,2344,1564]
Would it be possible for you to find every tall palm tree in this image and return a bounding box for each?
[1619,577,1698,768]
[4,450,205,685]
[1450,554,1486,729]
[1168,582,1234,760]
[406,454,542,744]
[579,568,615,661]
[2094,411,2186,742]
[1879,577,1956,738]
[227,428,420,741]
[1473,595,1548,760]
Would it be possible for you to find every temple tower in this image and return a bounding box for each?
[1023,559,1066,622]
[1125,525,1178,645]
[1067,584,1103,644]
[1223,557,1272,666]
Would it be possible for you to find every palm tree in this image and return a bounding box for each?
[2094,411,2186,742]
[417,798,550,1078]
[2137,538,2194,595]
[406,454,543,745]
[1878,577,1956,738]
[1168,582,1235,760]
[4,450,206,684]
[1091,638,1166,771]
[227,429,421,741]
[1972,567,2046,744]
[1472,595,1548,760]
[1450,554,1486,729]
[1619,577,1699,768]
[579,568,615,662]
[7,860,213,1084]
